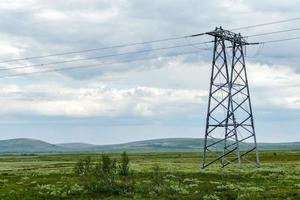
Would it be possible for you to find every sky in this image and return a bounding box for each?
[0,0,299,144]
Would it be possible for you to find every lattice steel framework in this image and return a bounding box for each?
[202,27,260,169]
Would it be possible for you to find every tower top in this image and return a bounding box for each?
[206,27,258,45]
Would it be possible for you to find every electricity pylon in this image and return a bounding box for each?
[202,27,260,169]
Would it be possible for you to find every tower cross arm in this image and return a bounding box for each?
[206,27,259,45]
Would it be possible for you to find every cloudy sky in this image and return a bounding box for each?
[0,0,299,144]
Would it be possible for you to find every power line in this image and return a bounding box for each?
[0,38,298,79]
[2,34,300,78]
[0,41,212,72]
[260,36,300,44]
[245,27,300,38]
[2,17,300,64]
[231,17,300,31]
[0,36,192,64]
[0,51,202,79]
[245,36,300,58]
[0,34,209,64]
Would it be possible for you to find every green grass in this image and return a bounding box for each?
[0,151,299,199]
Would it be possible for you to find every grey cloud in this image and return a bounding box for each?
[0,0,298,80]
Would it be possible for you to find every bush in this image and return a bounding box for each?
[74,152,135,196]
[74,156,93,177]
[74,157,94,188]
[149,165,164,196]
[92,154,118,194]
[119,152,130,177]
[118,152,135,195]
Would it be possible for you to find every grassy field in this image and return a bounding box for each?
[0,151,299,199]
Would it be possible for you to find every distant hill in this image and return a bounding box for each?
[0,138,66,153]
[0,138,299,154]
[56,143,95,149]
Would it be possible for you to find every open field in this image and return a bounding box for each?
[0,151,299,199]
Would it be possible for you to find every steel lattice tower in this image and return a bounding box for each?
[202,27,260,169]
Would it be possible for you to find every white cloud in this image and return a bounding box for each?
[0,60,299,119]
[0,84,207,117]
[220,0,251,13]
[248,62,300,109]
[36,9,69,21]
[0,0,37,11]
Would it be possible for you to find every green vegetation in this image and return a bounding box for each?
[73,153,134,196]
[0,151,299,199]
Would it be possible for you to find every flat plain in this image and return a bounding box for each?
[0,151,299,199]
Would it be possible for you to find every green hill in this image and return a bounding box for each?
[0,138,299,154]
[0,138,66,153]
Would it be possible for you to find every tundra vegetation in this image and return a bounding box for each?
[0,151,299,199]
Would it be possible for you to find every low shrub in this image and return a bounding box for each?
[74,152,135,196]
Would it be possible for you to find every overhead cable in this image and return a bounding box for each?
[0,51,202,79]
